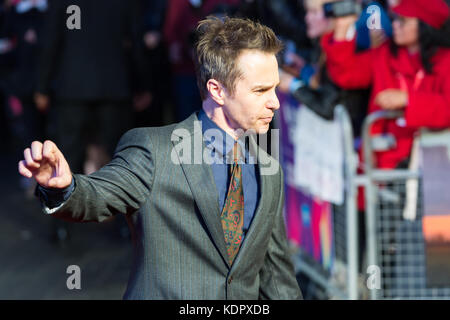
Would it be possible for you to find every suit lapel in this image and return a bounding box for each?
[171,114,278,270]
[172,113,231,268]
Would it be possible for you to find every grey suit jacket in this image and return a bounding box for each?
[46,111,302,300]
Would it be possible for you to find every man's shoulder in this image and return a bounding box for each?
[115,122,179,153]
[117,112,200,150]
[121,122,181,141]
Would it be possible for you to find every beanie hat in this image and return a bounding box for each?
[389,0,449,29]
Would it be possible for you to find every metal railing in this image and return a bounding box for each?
[290,106,450,299]
[360,110,450,299]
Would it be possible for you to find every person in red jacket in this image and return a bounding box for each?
[322,0,450,169]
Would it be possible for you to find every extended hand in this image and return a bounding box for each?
[374,89,408,110]
[18,140,72,189]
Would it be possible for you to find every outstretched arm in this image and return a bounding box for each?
[18,128,155,222]
[321,16,374,89]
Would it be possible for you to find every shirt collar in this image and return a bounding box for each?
[198,109,250,163]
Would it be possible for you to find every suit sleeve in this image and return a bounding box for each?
[38,128,155,223]
[258,167,303,300]
[321,32,373,89]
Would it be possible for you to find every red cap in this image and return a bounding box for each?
[389,0,449,29]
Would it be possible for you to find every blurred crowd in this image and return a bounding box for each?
[1,0,450,209]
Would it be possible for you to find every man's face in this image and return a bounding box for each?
[222,50,280,135]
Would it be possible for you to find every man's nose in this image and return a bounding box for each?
[267,92,280,110]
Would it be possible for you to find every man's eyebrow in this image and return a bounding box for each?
[252,82,280,90]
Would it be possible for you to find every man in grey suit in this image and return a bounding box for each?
[18,16,302,300]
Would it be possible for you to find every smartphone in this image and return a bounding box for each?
[323,0,361,18]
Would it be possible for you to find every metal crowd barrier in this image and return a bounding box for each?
[289,106,450,299]
[360,110,450,299]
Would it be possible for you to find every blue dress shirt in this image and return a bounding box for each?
[198,110,260,239]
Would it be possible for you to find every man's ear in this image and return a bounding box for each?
[206,79,226,105]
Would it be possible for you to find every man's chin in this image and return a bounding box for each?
[238,123,270,135]
[255,124,270,134]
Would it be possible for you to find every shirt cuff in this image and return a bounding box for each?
[36,177,75,213]
[42,202,66,215]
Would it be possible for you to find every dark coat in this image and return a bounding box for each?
[2,7,46,98]
[37,0,148,101]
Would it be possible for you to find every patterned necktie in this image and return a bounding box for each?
[221,141,244,265]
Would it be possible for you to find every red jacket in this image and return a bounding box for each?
[321,32,450,169]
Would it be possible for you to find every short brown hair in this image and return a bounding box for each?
[195,16,283,100]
